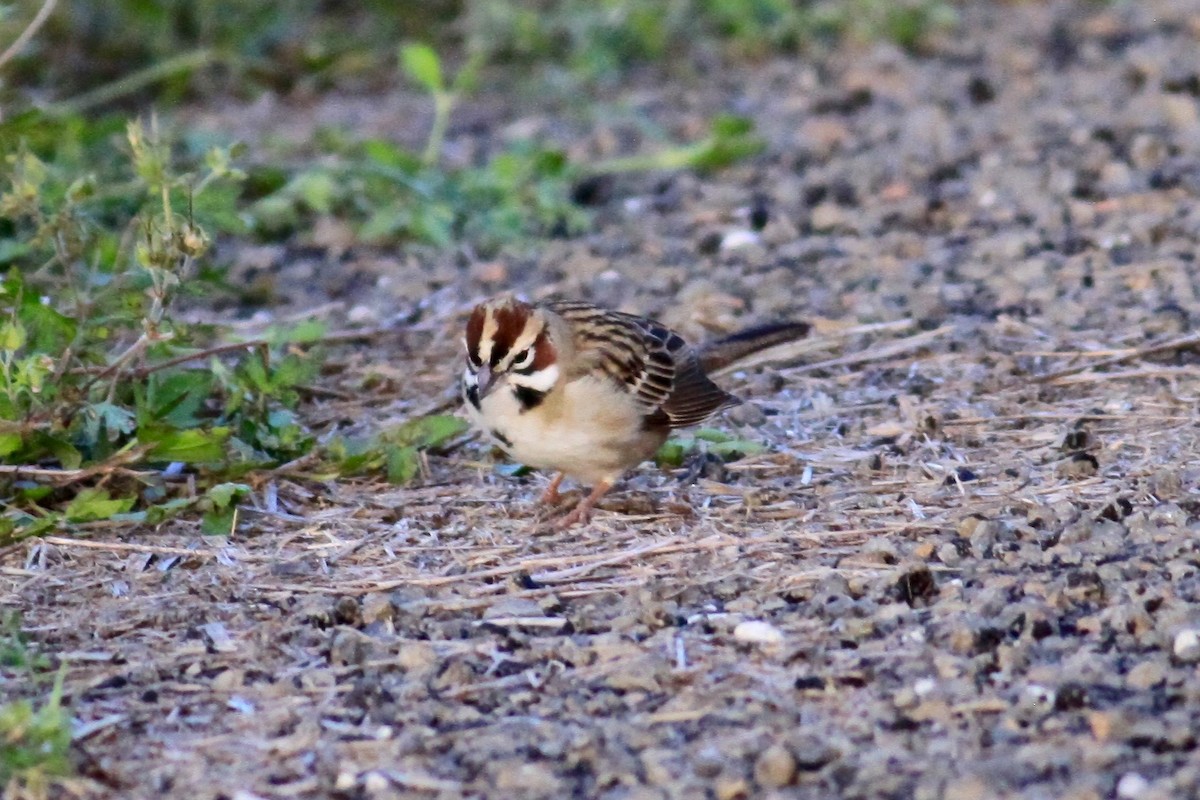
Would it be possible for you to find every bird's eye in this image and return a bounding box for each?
[511,348,535,372]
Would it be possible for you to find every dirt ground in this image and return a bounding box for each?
[5,1,1200,798]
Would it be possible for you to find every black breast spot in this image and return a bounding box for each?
[491,429,513,447]
[514,386,546,411]
[465,383,481,410]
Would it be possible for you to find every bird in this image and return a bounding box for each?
[460,295,810,529]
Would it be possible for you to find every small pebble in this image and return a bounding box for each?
[734,620,784,646]
[1172,629,1200,663]
[753,744,796,788]
[1116,772,1150,799]
[720,229,761,251]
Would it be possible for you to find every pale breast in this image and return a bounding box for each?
[478,375,667,485]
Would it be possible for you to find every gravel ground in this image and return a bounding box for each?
[5,1,1200,798]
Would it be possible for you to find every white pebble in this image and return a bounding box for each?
[1173,629,1200,663]
[733,620,784,646]
[1117,772,1150,799]
[720,229,761,251]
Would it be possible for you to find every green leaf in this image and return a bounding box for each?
[289,170,338,214]
[144,370,215,428]
[142,497,195,525]
[268,319,327,346]
[200,506,237,536]
[143,427,230,463]
[386,444,419,484]
[693,428,734,443]
[655,440,687,467]
[64,488,135,522]
[0,321,26,351]
[362,139,421,172]
[400,43,444,94]
[85,402,137,442]
[383,415,468,448]
[416,415,469,447]
[709,439,766,460]
[0,432,20,458]
[207,482,250,508]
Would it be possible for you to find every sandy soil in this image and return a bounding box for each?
[5,1,1200,798]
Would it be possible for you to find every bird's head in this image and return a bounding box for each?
[462,296,560,406]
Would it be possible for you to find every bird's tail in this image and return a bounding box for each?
[698,320,811,372]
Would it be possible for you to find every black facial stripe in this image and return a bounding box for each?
[514,386,546,412]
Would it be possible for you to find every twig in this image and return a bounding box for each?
[129,340,269,379]
[784,324,954,375]
[44,48,218,116]
[1041,365,1200,387]
[0,446,154,486]
[39,537,219,558]
[0,0,57,71]
[1031,331,1200,384]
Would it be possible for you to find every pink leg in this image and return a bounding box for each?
[538,472,566,506]
[553,480,613,530]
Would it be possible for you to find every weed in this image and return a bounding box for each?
[0,113,468,541]
[466,0,959,83]
[657,427,766,467]
[247,45,761,252]
[0,614,69,795]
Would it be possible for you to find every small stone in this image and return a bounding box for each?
[360,593,394,625]
[483,597,544,620]
[1173,629,1200,663]
[720,229,762,251]
[605,664,662,692]
[1116,772,1150,799]
[941,776,990,800]
[791,735,838,771]
[809,203,847,232]
[396,641,438,675]
[347,304,378,325]
[726,402,767,427]
[494,763,562,797]
[363,771,389,795]
[1126,660,1166,690]
[733,620,784,646]
[693,746,726,778]
[753,744,796,788]
[938,542,962,566]
[714,776,750,800]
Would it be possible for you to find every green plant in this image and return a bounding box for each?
[0,113,469,542]
[0,670,72,793]
[0,614,69,794]
[656,427,766,467]
[247,43,762,252]
[464,0,958,83]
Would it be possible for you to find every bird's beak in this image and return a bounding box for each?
[476,366,499,399]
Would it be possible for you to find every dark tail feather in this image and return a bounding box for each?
[698,321,811,372]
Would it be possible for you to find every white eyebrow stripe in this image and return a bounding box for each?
[478,308,498,367]
[509,363,559,393]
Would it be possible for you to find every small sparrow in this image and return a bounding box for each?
[461,295,809,528]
